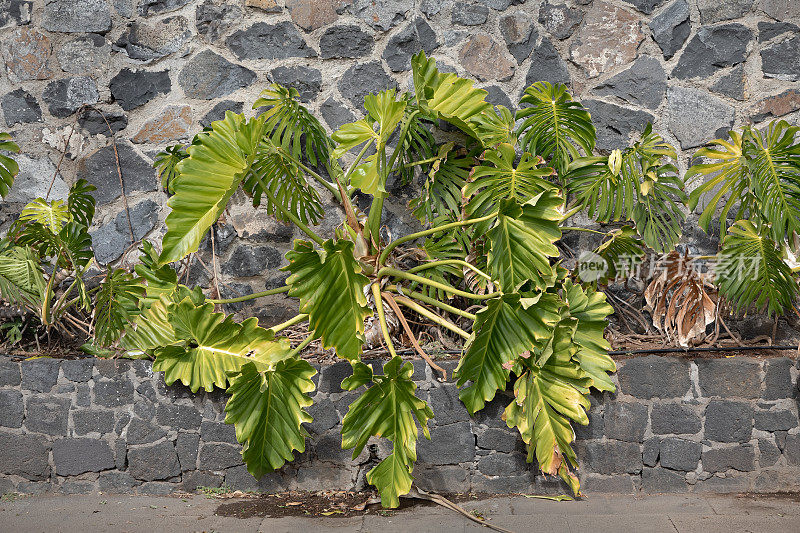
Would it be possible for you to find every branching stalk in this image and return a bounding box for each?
[268,313,308,334]
[257,183,325,246]
[391,294,471,340]
[388,284,477,320]
[371,282,397,357]
[407,259,492,281]
[207,285,290,304]
[288,334,315,358]
[275,146,340,200]
[378,267,500,301]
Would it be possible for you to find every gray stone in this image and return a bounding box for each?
[0,433,49,480]
[659,438,701,471]
[222,244,281,277]
[641,467,687,492]
[500,11,537,63]
[126,418,167,444]
[118,16,192,61]
[181,471,224,492]
[484,85,515,110]
[110,69,171,112]
[702,444,755,472]
[452,3,489,26]
[201,421,238,444]
[352,0,414,31]
[2,89,42,126]
[53,438,115,475]
[415,465,469,493]
[77,108,128,135]
[42,0,111,33]
[320,362,354,394]
[666,87,735,149]
[90,222,127,265]
[138,482,178,495]
[698,0,753,22]
[138,0,192,16]
[305,398,339,435]
[79,142,156,204]
[199,443,243,470]
[270,66,321,103]
[476,427,520,453]
[622,0,665,13]
[578,440,642,474]
[523,36,570,87]
[313,431,353,464]
[60,480,96,494]
[754,410,798,432]
[672,24,752,80]
[0,0,32,28]
[0,359,20,387]
[784,434,800,465]
[195,0,241,41]
[179,50,256,100]
[604,402,648,442]
[649,0,690,60]
[758,21,799,43]
[581,474,637,493]
[382,18,439,72]
[618,357,692,399]
[428,383,470,425]
[176,432,200,471]
[73,410,115,435]
[0,390,23,428]
[128,441,181,481]
[121,200,159,241]
[417,422,476,465]
[42,77,98,118]
[705,401,753,443]
[320,25,373,59]
[61,359,94,382]
[594,56,666,110]
[643,437,660,467]
[538,1,583,40]
[760,0,800,20]
[156,404,202,430]
[94,375,135,408]
[5,155,69,203]
[227,22,315,61]
[57,35,110,74]
[477,452,527,476]
[697,359,761,399]
[338,61,397,109]
[474,394,510,428]
[574,410,604,440]
[201,100,243,128]
[711,65,746,101]
[763,358,796,400]
[25,396,70,435]
[321,98,356,131]
[583,100,655,152]
[759,438,781,467]
[21,358,60,392]
[651,403,701,435]
[99,471,139,492]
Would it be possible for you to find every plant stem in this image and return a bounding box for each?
[258,185,325,246]
[388,284,477,320]
[288,334,315,358]
[269,313,308,334]
[387,110,420,171]
[391,294,470,340]
[408,259,492,281]
[343,140,373,184]
[561,226,606,235]
[276,146,340,200]
[378,212,498,266]
[371,282,397,357]
[207,285,291,304]
[402,155,441,168]
[378,267,500,300]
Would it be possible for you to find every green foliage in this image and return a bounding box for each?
[0,132,20,199]
[93,269,145,347]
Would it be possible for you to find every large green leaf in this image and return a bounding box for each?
[67,179,97,228]
[0,132,20,199]
[224,359,316,478]
[341,357,433,508]
[716,220,799,316]
[0,246,45,310]
[746,120,800,245]
[464,142,557,221]
[486,192,563,292]
[154,143,187,195]
[134,241,178,310]
[284,239,372,361]
[159,112,264,265]
[591,226,645,284]
[410,146,471,225]
[153,298,292,392]
[516,82,595,178]
[456,293,563,413]
[121,285,203,356]
[19,198,69,234]
[93,268,145,347]
[564,280,616,392]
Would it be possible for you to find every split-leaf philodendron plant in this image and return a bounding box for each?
[121,53,693,506]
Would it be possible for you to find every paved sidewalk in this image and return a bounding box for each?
[1,492,799,533]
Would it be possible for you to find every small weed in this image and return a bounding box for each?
[1,493,20,502]
[198,485,232,498]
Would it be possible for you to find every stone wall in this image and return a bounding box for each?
[0,354,797,495]
[1,0,800,325]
